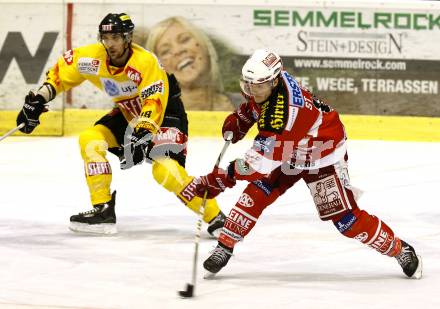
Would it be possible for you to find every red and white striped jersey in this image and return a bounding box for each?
[234,71,347,180]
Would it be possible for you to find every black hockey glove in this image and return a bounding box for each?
[16,91,48,134]
[120,128,154,170]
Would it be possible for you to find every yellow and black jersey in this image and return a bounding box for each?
[45,42,169,133]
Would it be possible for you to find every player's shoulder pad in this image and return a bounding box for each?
[130,44,164,71]
[280,71,305,108]
[61,43,105,66]
[74,43,106,58]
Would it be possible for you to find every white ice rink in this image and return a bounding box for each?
[0,136,439,309]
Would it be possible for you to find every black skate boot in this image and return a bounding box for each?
[203,242,233,278]
[69,191,117,235]
[395,240,422,279]
[207,211,226,238]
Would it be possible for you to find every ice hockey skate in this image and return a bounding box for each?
[206,211,226,238]
[203,243,233,278]
[69,191,117,235]
[395,240,422,279]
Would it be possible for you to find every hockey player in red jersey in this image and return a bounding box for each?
[15,13,226,236]
[194,49,422,279]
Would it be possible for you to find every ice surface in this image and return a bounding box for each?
[0,136,439,309]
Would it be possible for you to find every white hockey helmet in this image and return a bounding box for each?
[241,49,283,84]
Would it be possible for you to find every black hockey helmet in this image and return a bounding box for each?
[99,13,135,38]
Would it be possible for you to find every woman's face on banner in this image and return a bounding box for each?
[155,22,210,86]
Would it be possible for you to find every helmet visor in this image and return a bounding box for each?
[240,78,274,98]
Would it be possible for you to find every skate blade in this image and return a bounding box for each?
[203,271,217,280]
[69,222,117,235]
[412,255,423,279]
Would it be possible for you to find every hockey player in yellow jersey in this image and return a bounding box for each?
[16,13,226,236]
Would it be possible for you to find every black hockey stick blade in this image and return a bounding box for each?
[178,283,194,298]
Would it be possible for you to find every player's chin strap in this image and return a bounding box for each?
[178,132,233,298]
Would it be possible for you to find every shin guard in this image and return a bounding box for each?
[152,158,221,223]
[79,126,117,205]
[334,208,402,257]
[219,180,280,248]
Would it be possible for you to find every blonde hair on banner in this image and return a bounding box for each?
[145,16,224,93]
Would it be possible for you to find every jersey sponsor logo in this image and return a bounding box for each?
[271,94,285,130]
[257,92,287,133]
[253,136,276,154]
[313,179,341,209]
[102,79,121,97]
[100,79,138,97]
[179,179,198,202]
[116,96,142,117]
[119,81,138,96]
[63,49,74,65]
[78,57,100,75]
[252,180,272,196]
[369,229,394,254]
[258,101,270,130]
[354,232,369,243]
[149,127,187,160]
[282,71,304,108]
[237,193,254,208]
[229,209,253,228]
[154,127,185,145]
[335,212,357,233]
[86,162,112,176]
[125,66,142,85]
[224,208,255,237]
[219,229,242,245]
[308,174,347,219]
[141,80,164,99]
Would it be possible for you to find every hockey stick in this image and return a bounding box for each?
[178,132,233,298]
[0,123,24,142]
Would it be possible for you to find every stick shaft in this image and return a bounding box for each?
[0,123,24,142]
[190,137,232,290]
